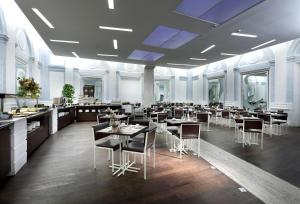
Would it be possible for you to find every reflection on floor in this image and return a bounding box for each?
[0,122,261,204]
[201,125,300,188]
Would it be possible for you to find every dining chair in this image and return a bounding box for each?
[242,119,264,149]
[97,113,106,123]
[177,123,201,159]
[196,112,210,131]
[121,127,157,180]
[92,122,120,172]
[174,108,184,119]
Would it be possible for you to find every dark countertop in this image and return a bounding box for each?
[0,121,13,130]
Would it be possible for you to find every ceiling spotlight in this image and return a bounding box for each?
[107,0,114,9]
[190,58,207,61]
[32,8,54,29]
[113,39,118,50]
[251,39,276,50]
[220,53,237,56]
[201,45,215,54]
[50,39,79,44]
[72,52,80,58]
[99,26,133,32]
[231,32,257,38]
[97,53,118,57]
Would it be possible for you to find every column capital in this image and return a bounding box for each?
[0,33,9,43]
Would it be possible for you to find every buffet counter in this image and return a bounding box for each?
[75,104,121,122]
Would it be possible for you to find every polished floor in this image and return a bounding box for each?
[0,122,261,204]
[201,124,300,188]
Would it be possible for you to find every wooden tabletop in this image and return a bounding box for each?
[97,125,147,136]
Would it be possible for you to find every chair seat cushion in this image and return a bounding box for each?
[96,139,120,151]
[131,133,145,143]
[122,141,145,153]
[175,134,198,139]
[167,126,179,132]
[244,129,262,133]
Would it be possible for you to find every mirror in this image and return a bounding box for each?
[242,72,268,110]
[208,78,224,105]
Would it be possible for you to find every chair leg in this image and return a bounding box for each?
[153,144,156,168]
[144,154,147,180]
[261,132,264,149]
[111,150,114,172]
[198,138,200,157]
[94,147,96,169]
[180,140,183,159]
[108,150,111,161]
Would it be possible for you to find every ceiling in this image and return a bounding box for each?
[15,0,300,69]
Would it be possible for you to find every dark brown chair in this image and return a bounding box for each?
[242,119,263,149]
[196,112,210,130]
[97,113,107,123]
[174,108,184,119]
[122,127,157,179]
[177,123,200,159]
[92,122,120,171]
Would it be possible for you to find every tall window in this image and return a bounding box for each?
[242,72,268,110]
[208,78,224,105]
[154,80,170,102]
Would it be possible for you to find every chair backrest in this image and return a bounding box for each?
[243,119,263,131]
[196,112,209,123]
[131,119,150,127]
[144,127,157,150]
[92,122,109,140]
[118,109,125,115]
[221,110,230,118]
[97,114,106,123]
[174,108,184,119]
[181,123,200,139]
[257,113,270,122]
[157,113,168,123]
[157,107,164,112]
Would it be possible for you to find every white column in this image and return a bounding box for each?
[143,65,155,107]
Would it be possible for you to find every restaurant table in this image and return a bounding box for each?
[97,125,147,176]
[99,114,128,121]
[165,118,198,126]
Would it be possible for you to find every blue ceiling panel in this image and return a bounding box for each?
[143,25,199,49]
[128,50,165,61]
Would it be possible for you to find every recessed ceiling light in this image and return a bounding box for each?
[167,63,198,67]
[50,39,79,44]
[97,53,118,57]
[32,8,54,29]
[99,26,133,32]
[251,39,276,50]
[72,52,80,58]
[107,0,114,9]
[190,58,207,61]
[113,39,118,50]
[220,53,237,56]
[201,45,215,54]
[231,32,257,38]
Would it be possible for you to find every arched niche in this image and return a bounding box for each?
[285,39,300,108]
[15,28,35,91]
[0,5,8,92]
[233,48,275,108]
[154,67,175,102]
[203,61,227,105]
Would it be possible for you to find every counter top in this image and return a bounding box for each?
[0,121,13,130]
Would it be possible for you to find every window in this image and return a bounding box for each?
[208,78,224,105]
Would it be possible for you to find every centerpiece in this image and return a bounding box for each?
[17,77,41,106]
[109,109,119,132]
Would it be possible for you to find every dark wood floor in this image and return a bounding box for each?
[201,124,300,188]
[0,122,261,204]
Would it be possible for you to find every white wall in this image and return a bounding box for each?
[49,71,64,100]
[119,77,142,103]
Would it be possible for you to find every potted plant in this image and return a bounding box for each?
[17,77,41,99]
[62,84,75,104]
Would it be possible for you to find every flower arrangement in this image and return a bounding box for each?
[17,77,41,99]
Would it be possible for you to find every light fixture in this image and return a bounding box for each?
[50,39,79,44]
[201,45,215,53]
[113,39,118,50]
[251,39,276,50]
[72,52,80,58]
[220,53,237,56]
[167,63,198,67]
[190,58,207,61]
[97,53,118,57]
[99,26,133,32]
[107,0,114,9]
[128,50,165,62]
[32,8,54,29]
[231,32,257,38]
